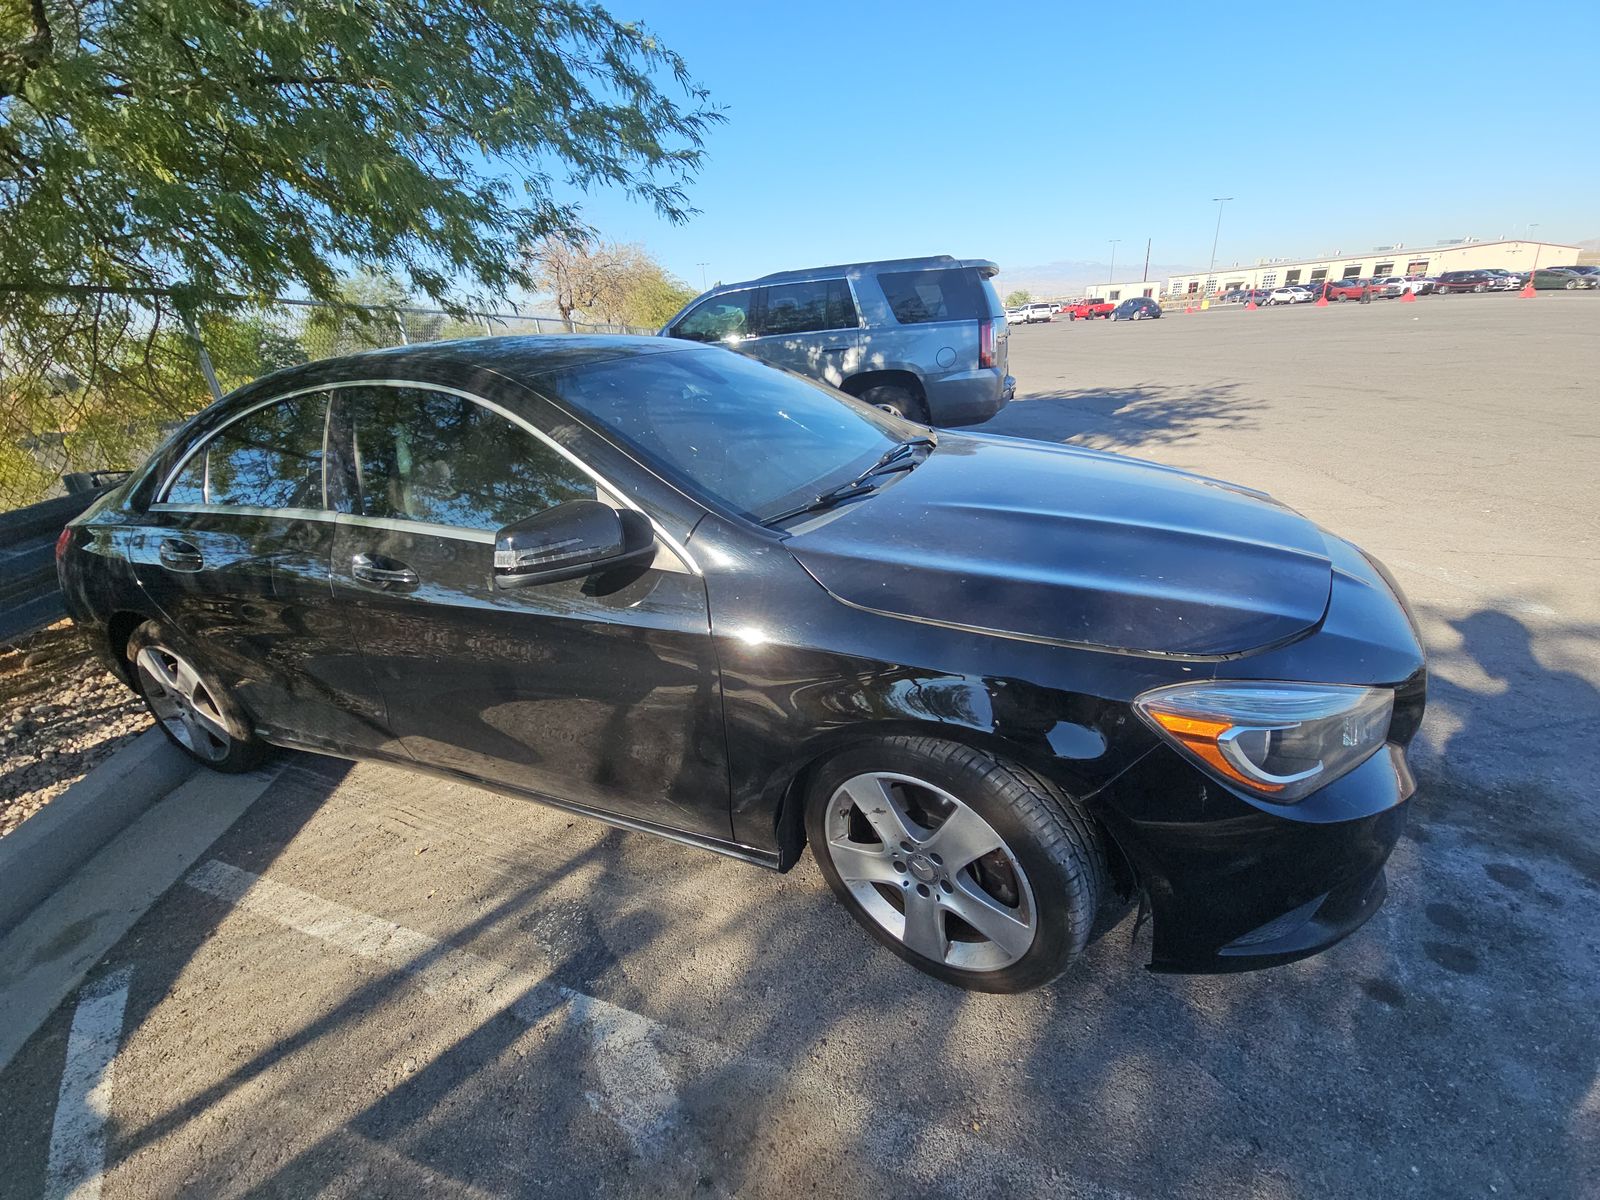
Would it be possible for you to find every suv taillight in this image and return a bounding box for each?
[979,319,996,369]
[55,525,73,562]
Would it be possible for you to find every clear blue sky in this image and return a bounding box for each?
[563,0,1599,290]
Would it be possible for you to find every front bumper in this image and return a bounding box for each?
[1093,739,1415,973]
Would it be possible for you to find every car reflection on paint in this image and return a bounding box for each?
[58,336,1426,993]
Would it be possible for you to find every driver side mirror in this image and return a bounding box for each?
[493,500,657,588]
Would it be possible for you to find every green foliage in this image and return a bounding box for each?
[620,267,698,330]
[0,0,721,506]
[1005,289,1032,308]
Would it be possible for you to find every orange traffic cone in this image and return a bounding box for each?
[1400,290,1417,303]
[1315,293,1329,307]
[1245,300,1258,310]
[1519,281,1536,298]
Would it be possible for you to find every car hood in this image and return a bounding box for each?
[786,433,1333,657]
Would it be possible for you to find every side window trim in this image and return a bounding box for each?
[158,377,699,574]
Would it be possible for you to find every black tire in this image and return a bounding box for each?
[1473,284,1486,293]
[127,620,267,772]
[806,736,1108,993]
[1566,280,1578,290]
[856,383,929,424]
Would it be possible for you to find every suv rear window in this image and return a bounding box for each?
[876,268,987,325]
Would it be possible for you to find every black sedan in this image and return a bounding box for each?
[1111,297,1162,321]
[58,337,1426,992]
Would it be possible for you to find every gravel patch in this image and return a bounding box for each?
[0,620,152,838]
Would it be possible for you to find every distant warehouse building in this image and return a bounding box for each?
[1167,237,1583,296]
[1083,280,1164,303]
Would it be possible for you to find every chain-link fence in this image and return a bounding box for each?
[1,294,654,510]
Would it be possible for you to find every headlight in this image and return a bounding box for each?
[1134,681,1394,803]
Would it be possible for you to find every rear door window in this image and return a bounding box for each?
[670,290,757,343]
[759,279,858,337]
[876,268,987,325]
[164,392,328,509]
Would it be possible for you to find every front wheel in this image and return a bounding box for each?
[807,737,1109,992]
[128,621,267,772]
[856,383,929,423]
[1473,284,1486,293]
[1566,280,1579,290]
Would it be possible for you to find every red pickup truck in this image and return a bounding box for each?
[1066,299,1116,320]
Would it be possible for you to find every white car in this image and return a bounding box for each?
[1266,286,1313,305]
[1022,302,1056,323]
[1369,275,1429,298]
[1005,307,1029,326]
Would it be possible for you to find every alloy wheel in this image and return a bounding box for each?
[822,771,1038,972]
[135,644,234,762]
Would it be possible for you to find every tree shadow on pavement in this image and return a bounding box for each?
[975,382,1262,455]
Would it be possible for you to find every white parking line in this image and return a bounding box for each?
[181,858,1144,1198]
[183,859,680,1155]
[44,968,132,1200]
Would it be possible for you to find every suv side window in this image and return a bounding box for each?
[876,268,986,325]
[163,392,328,509]
[670,290,757,343]
[338,386,592,531]
[759,279,857,337]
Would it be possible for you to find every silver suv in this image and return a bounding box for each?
[660,255,1015,425]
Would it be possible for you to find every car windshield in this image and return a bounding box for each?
[537,347,907,523]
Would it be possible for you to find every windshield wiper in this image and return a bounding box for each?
[761,438,935,527]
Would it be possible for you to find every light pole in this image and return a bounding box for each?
[1207,197,1233,293]
[1108,240,1121,285]
[696,262,709,291]
[1520,225,1541,297]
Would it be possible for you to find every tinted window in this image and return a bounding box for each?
[339,387,591,531]
[671,291,756,342]
[876,268,987,324]
[760,279,857,337]
[165,393,327,508]
[542,349,901,522]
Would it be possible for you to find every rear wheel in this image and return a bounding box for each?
[807,737,1108,992]
[128,621,266,772]
[856,384,929,423]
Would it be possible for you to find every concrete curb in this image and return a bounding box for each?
[0,728,196,935]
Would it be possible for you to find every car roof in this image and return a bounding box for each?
[221,334,689,404]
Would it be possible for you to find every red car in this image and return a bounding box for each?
[1067,299,1116,320]
[1324,279,1371,301]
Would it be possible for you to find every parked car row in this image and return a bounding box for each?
[1004,295,1160,323]
[1212,264,1597,305]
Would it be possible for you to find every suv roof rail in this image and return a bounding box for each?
[752,255,999,284]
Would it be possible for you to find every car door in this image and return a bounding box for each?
[740,278,862,388]
[325,381,731,839]
[133,389,389,750]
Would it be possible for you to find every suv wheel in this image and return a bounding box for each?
[807,737,1109,993]
[858,384,929,423]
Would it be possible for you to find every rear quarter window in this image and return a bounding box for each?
[875,268,989,325]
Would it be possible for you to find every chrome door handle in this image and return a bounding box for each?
[351,553,419,591]
[158,538,203,571]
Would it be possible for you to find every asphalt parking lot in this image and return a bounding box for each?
[2,292,1596,1199]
